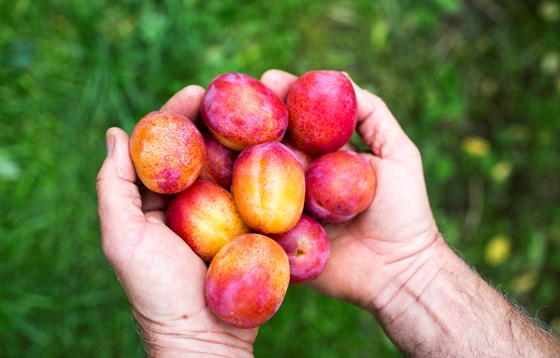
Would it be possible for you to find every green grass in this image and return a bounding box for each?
[1,0,559,356]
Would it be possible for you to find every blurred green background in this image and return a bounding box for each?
[1,0,559,356]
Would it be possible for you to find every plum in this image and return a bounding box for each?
[129,111,206,194]
[202,73,288,151]
[270,215,330,284]
[198,131,237,189]
[166,180,250,262]
[205,233,290,328]
[281,135,315,173]
[232,142,305,234]
[305,150,376,222]
[286,70,357,155]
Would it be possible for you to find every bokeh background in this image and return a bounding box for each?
[1,0,559,356]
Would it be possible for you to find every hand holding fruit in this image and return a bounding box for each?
[258,70,440,311]
[96,69,440,355]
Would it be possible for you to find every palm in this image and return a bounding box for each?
[312,135,437,308]
[115,203,258,344]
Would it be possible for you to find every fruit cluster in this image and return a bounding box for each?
[129,70,377,329]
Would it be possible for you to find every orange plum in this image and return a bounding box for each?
[129,111,206,194]
[231,142,305,234]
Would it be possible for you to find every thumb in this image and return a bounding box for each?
[96,128,145,261]
[99,127,136,182]
[345,76,417,160]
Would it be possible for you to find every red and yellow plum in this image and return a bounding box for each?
[129,111,206,194]
[205,233,290,328]
[166,180,249,262]
[232,142,305,234]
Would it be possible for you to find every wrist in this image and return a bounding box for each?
[142,333,254,358]
[366,232,560,357]
[133,309,256,358]
[367,231,452,316]
[367,234,472,355]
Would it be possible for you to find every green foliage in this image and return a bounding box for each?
[1,0,559,356]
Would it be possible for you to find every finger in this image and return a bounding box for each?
[96,128,144,241]
[345,76,416,159]
[160,85,206,122]
[139,182,174,213]
[145,210,167,225]
[340,141,357,152]
[260,69,298,101]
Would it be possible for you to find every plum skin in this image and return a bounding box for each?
[201,72,288,151]
[270,215,330,284]
[129,111,206,194]
[286,70,357,155]
[205,233,290,328]
[231,142,305,234]
[305,150,376,222]
[166,180,250,262]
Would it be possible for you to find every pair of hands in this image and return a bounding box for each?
[96,69,440,356]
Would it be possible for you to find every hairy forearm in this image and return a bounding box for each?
[370,235,560,357]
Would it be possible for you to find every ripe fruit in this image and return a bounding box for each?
[128,69,379,329]
[232,142,305,234]
[129,111,206,194]
[205,233,290,329]
[198,131,237,189]
[166,180,250,262]
[286,70,357,155]
[270,215,330,284]
[201,73,288,151]
[305,150,376,222]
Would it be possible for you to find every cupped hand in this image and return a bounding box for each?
[97,69,442,356]
[260,70,441,311]
[96,86,257,357]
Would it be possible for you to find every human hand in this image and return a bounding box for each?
[263,70,560,358]
[97,68,442,356]
[260,69,442,311]
[96,87,257,357]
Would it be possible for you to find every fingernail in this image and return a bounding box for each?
[106,129,115,157]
